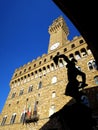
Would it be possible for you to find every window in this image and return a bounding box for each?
[76,66,81,71]
[10,114,16,124]
[64,48,67,52]
[11,92,16,98]
[15,73,17,77]
[28,85,33,93]
[87,46,92,55]
[92,61,97,69]
[34,64,36,67]
[38,81,42,89]
[52,91,56,98]
[69,53,74,60]
[81,48,87,57]
[24,69,26,72]
[59,59,64,67]
[1,116,7,126]
[51,63,55,71]
[20,113,26,123]
[44,58,46,62]
[19,71,22,74]
[39,61,42,65]
[79,39,84,44]
[71,44,75,48]
[88,60,97,70]
[88,62,93,70]
[94,76,98,85]
[49,105,56,116]
[50,55,53,59]
[51,76,57,84]
[19,89,24,96]
[75,51,81,60]
[28,66,31,70]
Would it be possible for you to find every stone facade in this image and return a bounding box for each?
[0,16,98,130]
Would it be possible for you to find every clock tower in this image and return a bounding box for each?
[48,16,69,53]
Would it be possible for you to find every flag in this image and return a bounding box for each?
[27,104,32,118]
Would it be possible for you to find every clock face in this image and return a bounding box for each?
[50,42,60,50]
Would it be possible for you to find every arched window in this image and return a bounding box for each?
[71,44,75,48]
[38,81,42,89]
[59,59,64,67]
[1,115,7,126]
[49,105,56,116]
[11,92,16,98]
[87,46,92,55]
[52,91,56,98]
[92,61,97,70]
[64,48,67,52]
[28,85,33,93]
[75,51,81,60]
[47,65,50,72]
[43,67,47,74]
[94,76,98,85]
[10,113,16,124]
[20,113,26,123]
[81,48,87,57]
[51,63,55,71]
[88,62,93,70]
[69,53,74,60]
[88,60,97,70]
[19,89,24,96]
[51,76,57,84]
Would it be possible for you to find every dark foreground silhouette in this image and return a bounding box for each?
[40,99,97,130]
[53,54,88,103]
[38,54,97,130]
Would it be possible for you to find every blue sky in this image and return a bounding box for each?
[0,0,80,113]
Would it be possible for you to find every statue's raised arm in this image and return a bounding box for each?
[53,54,70,66]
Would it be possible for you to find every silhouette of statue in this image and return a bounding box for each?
[53,54,88,103]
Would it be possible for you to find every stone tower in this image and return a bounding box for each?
[48,16,69,53]
[0,16,98,130]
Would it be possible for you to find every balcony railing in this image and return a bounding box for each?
[24,111,39,124]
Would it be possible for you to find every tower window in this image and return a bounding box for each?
[24,69,26,72]
[69,53,74,60]
[15,73,17,77]
[81,48,87,57]
[34,64,36,67]
[50,55,53,59]
[39,61,42,65]
[44,58,46,62]
[19,71,22,75]
[64,48,67,52]
[79,39,84,44]
[71,44,75,48]
[28,66,31,70]
[75,51,81,60]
